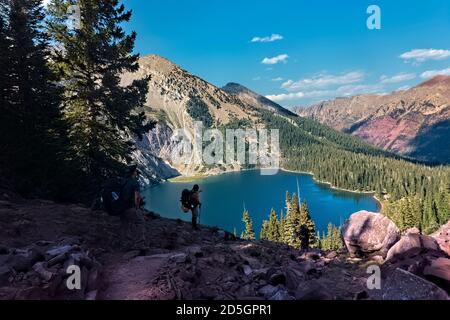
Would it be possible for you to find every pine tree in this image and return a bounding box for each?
[241,210,255,240]
[285,191,291,214]
[299,201,318,248]
[260,220,269,240]
[267,208,281,242]
[402,198,417,231]
[436,185,450,225]
[423,195,439,234]
[0,0,70,196]
[282,193,301,248]
[47,0,153,188]
[279,210,286,243]
[319,223,343,250]
[410,196,423,231]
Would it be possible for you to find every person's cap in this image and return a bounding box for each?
[193,184,201,192]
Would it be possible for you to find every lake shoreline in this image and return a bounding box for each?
[148,166,383,213]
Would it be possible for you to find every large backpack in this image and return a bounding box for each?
[180,189,192,213]
[102,177,127,216]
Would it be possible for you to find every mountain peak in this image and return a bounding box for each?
[222,82,293,115]
[417,75,450,88]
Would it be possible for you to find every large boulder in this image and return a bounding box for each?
[386,232,441,261]
[382,268,449,300]
[431,220,450,256]
[342,211,400,258]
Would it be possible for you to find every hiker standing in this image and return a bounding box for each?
[190,184,202,230]
[299,225,309,251]
[119,165,147,253]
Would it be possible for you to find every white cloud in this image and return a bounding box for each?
[266,83,383,103]
[334,84,383,96]
[281,71,365,91]
[43,0,51,6]
[396,85,411,91]
[379,72,416,84]
[252,76,262,81]
[271,77,284,81]
[420,67,450,78]
[261,54,289,65]
[400,49,450,62]
[251,34,283,43]
[266,92,305,102]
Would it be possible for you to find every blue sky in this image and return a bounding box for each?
[124,0,450,107]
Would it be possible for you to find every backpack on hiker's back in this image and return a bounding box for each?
[180,189,192,213]
[101,177,127,216]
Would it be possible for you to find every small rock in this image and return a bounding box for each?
[269,272,286,286]
[370,255,384,264]
[47,253,68,267]
[406,227,420,235]
[170,253,187,264]
[354,291,369,300]
[258,285,278,299]
[32,262,54,281]
[46,245,73,257]
[305,251,321,260]
[269,289,294,300]
[285,268,303,291]
[325,251,337,259]
[242,265,253,276]
[85,290,98,300]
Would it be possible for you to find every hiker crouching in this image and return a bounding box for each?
[120,165,147,253]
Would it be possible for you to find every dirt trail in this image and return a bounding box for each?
[99,253,173,300]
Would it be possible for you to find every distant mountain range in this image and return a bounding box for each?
[295,76,450,163]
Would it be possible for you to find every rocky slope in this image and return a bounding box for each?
[0,190,449,300]
[295,76,450,163]
[122,55,265,182]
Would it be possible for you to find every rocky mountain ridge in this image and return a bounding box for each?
[295,76,450,163]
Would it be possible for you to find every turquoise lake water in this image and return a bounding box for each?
[143,170,379,237]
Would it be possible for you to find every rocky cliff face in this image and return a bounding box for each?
[295,76,450,163]
[122,55,266,183]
